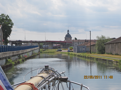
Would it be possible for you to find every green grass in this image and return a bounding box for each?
[40,49,57,53]
[61,51,121,61]
[41,49,121,61]
[40,49,121,70]
[39,49,121,65]
[61,51,121,66]
[89,53,121,61]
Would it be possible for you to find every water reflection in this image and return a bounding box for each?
[4,66,26,85]
[4,53,121,90]
[97,62,108,74]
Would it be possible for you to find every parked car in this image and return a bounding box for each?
[68,50,73,52]
[57,49,62,51]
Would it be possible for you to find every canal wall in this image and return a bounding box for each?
[0,47,40,66]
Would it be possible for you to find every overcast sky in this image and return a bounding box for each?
[0,0,121,40]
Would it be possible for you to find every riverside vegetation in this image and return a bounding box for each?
[2,52,40,69]
[3,49,121,69]
[40,49,121,69]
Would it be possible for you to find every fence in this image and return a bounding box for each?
[0,45,38,52]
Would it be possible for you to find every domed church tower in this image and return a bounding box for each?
[65,30,72,41]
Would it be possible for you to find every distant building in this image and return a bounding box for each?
[65,30,72,41]
[0,25,3,45]
[22,43,38,46]
[105,37,121,55]
[91,43,96,53]
[73,39,96,53]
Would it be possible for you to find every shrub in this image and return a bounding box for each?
[7,59,15,65]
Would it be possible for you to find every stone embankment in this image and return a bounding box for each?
[0,47,40,69]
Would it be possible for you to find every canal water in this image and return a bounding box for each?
[4,53,121,90]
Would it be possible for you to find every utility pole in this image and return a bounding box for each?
[90,31,91,54]
[90,31,92,75]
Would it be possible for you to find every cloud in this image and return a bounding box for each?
[10,26,66,40]
[0,0,121,40]
[90,26,121,39]
[10,25,121,41]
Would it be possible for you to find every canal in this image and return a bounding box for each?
[4,53,121,90]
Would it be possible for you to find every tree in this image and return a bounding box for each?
[0,14,14,45]
[75,37,77,40]
[69,46,73,50]
[96,35,111,54]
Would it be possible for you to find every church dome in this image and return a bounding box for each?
[65,30,72,41]
[65,30,72,38]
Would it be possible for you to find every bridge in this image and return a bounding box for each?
[8,40,72,49]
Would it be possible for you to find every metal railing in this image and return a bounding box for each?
[0,45,38,52]
[68,80,90,90]
[13,66,90,90]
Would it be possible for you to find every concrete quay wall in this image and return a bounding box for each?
[0,47,39,66]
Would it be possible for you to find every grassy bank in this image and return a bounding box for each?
[61,52,121,61]
[60,51,121,69]
[39,49,121,67]
[40,49,57,53]
[40,49,121,61]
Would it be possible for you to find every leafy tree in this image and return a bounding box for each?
[0,14,14,45]
[96,35,111,54]
[69,46,73,50]
[75,37,77,40]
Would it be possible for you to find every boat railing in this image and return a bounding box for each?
[12,65,90,90]
[67,80,90,90]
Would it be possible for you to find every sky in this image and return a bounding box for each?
[0,0,121,41]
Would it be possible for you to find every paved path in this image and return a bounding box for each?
[62,50,67,52]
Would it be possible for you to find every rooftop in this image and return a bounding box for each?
[105,37,121,44]
[78,41,96,46]
[72,39,97,42]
